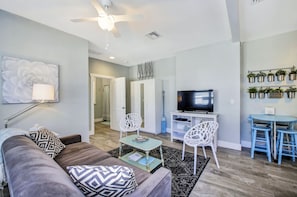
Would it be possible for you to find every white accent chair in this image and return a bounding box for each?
[182,121,220,174]
[119,113,143,138]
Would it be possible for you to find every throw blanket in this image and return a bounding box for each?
[0,128,29,188]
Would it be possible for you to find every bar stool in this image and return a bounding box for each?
[276,128,297,165]
[251,125,272,162]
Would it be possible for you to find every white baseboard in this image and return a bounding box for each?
[241,140,251,148]
[95,118,103,123]
[218,140,242,151]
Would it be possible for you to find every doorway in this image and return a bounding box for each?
[94,78,111,125]
[90,74,126,135]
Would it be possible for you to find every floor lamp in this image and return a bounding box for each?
[4,84,55,128]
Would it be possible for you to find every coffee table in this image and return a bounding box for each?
[119,134,164,172]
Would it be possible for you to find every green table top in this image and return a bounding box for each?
[119,135,162,151]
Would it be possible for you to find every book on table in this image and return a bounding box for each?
[138,156,155,165]
[128,152,143,161]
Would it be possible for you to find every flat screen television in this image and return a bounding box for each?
[177,89,214,112]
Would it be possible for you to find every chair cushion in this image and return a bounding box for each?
[29,128,65,158]
[67,165,137,197]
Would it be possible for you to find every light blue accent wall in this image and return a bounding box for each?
[0,10,90,141]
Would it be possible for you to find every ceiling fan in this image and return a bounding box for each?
[71,0,142,37]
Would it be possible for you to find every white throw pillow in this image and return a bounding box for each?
[29,127,65,158]
[67,165,138,197]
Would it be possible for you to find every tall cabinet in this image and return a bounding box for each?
[130,79,162,134]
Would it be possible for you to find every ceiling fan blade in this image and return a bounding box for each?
[71,17,98,22]
[111,26,121,37]
[113,14,143,23]
[91,0,106,15]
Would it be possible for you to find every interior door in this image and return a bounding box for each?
[110,77,126,131]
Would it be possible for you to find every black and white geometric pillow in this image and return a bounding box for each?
[29,128,65,158]
[67,165,138,197]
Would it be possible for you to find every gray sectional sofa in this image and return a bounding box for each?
[2,134,171,197]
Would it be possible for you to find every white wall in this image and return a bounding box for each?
[241,30,297,146]
[176,42,241,149]
[0,11,90,141]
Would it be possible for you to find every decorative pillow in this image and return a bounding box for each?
[67,165,138,197]
[29,127,65,158]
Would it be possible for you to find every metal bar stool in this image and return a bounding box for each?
[276,123,297,165]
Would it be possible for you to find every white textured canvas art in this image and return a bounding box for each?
[1,56,59,103]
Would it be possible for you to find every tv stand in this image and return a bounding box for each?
[184,110,210,114]
[170,111,219,151]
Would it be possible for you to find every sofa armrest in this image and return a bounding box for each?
[127,167,171,197]
[59,134,81,145]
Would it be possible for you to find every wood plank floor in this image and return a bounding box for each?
[90,123,297,197]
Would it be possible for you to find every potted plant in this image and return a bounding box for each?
[288,66,297,81]
[275,69,286,81]
[248,87,257,99]
[258,87,266,99]
[265,87,273,94]
[256,72,266,83]
[268,87,284,98]
[247,72,256,83]
[267,72,275,82]
[285,87,297,99]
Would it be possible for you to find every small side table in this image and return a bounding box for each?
[119,135,164,172]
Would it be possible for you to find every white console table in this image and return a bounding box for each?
[170,111,219,151]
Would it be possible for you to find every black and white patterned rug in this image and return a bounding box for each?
[108,145,209,197]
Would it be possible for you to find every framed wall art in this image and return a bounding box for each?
[1,56,59,104]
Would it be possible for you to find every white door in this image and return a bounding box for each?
[110,77,126,131]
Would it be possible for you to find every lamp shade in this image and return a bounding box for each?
[32,84,55,102]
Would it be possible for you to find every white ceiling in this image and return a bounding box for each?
[1,0,297,66]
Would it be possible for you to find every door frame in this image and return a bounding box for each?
[90,73,115,135]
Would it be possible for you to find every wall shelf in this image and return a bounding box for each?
[250,85,296,88]
[248,66,295,73]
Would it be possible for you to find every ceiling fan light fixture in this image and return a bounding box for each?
[98,15,114,31]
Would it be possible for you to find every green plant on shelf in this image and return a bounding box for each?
[285,86,297,99]
[256,72,266,82]
[247,72,256,83]
[275,69,286,76]
[289,66,297,81]
[248,87,257,99]
[285,87,297,93]
[248,87,257,93]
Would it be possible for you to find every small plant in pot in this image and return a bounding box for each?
[285,86,297,99]
[256,72,266,83]
[267,72,275,82]
[275,69,286,81]
[268,87,284,98]
[258,87,266,99]
[288,66,297,81]
[248,87,257,99]
[247,72,256,83]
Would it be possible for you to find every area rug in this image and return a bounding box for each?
[108,145,209,197]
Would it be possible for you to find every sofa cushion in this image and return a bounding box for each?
[55,142,151,186]
[29,128,65,158]
[67,165,137,197]
[54,142,112,171]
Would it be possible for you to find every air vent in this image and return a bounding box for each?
[251,0,264,5]
[146,31,161,40]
